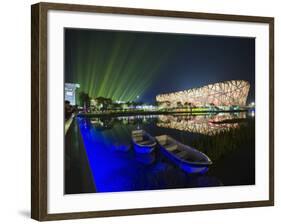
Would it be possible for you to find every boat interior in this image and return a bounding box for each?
[132,131,155,145]
[156,135,206,162]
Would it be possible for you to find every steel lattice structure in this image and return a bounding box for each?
[156,80,250,107]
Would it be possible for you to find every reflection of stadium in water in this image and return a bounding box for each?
[90,112,249,136]
[157,113,247,136]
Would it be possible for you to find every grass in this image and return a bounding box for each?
[189,118,255,162]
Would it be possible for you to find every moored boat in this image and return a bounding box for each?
[155,135,212,174]
[132,130,156,154]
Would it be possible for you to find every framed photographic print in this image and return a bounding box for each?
[31,2,274,221]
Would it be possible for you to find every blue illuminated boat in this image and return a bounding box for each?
[155,135,212,174]
[131,130,156,154]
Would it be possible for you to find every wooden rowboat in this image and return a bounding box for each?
[156,135,212,174]
[132,130,156,154]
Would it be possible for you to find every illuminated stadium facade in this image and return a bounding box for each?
[156,80,250,107]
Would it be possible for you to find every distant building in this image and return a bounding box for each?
[156,80,250,107]
[65,83,80,105]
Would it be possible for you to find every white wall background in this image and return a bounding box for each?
[0,0,279,223]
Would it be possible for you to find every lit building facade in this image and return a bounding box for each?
[156,80,250,107]
[65,83,80,105]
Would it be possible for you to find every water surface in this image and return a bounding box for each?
[77,112,255,193]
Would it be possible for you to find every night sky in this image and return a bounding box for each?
[65,28,255,104]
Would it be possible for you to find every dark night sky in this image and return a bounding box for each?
[65,28,255,104]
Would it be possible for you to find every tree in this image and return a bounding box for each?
[79,92,90,111]
[161,101,171,108]
[111,103,122,111]
[188,102,194,112]
[64,100,72,120]
[177,101,183,108]
[95,97,112,111]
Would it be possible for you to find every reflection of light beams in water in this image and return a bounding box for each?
[96,119,131,148]
[135,153,156,165]
[77,116,236,192]
[78,119,136,192]
[157,113,246,136]
[79,118,219,192]
[248,110,255,117]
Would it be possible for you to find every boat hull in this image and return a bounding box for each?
[133,143,155,154]
[132,130,156,154]
[159,146,209,174]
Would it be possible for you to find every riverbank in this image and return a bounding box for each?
[65,118,97,194]
[78,109,249,118]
